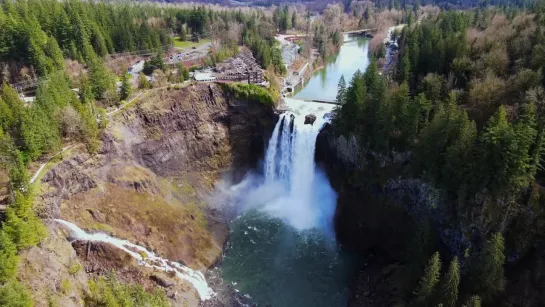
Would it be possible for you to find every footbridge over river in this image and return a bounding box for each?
[304,98,339,105]
[343,28,378,34]
[285,97,339,105]
[343,28,378,35]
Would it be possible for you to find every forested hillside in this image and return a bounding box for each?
[333,4,545,306]
[0,0,173,80]
[0,0,288,164]
[0,0,290,304]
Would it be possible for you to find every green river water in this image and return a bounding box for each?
[295,36,371,101]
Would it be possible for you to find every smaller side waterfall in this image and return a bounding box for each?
[54,219,214,300]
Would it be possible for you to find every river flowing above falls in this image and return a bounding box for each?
[295,35,371,102]
[216,35,370,303]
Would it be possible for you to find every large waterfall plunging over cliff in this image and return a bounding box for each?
[261,103,336,231]
[216,99,354,306]
[215,35,370,306]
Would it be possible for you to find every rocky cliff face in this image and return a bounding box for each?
[125,84,276,178]
[315,125,455,306]
[27,83,277,306]
[316,126,417,257]
[316,125,466,258]
[317,124,545,307]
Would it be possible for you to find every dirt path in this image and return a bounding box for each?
[30,145,73,184]
[107,91,145,116]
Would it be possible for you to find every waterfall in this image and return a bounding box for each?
[261,99,336,231]
[54,219,214,300]
[264,116,282,181]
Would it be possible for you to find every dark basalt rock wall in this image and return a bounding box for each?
[127,83,278,178]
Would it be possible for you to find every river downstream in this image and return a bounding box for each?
[215,35,371,306]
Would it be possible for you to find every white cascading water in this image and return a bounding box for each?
[54,219,214,300]
[260,98,337,231]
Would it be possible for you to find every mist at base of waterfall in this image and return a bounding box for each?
[213,100,357,306]
[217,166,337,234]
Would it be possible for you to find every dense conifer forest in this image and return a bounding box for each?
[333,4,545,306]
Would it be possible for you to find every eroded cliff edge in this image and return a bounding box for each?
[22,83,277,306]
[316,122,545,307]
[315,125,445,306]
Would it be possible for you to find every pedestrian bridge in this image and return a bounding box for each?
[300,98,339,105]
[343,28,378,35]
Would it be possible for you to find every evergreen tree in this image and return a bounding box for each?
[179,26,188,41]
[336,70,365,135]
[273,6,281,28]
[462,296,481,307]
[415,95,473,184]
[182,66,190,80]
[79,75,94,105]
[177,62,189,82]
[138,72,151,89]
[477,106,534,196]
[414,252,442,305]
[442,111,477,193]
[420,73,444,105]
[3,191,47,250]
[0,281,33,307]
[405,220,435,287]
[364,6,370,23]
[0,96,14,132]
[516,102,539,180]
[281,6,291,32]
[336,75,347,104]
[88,58,115,100]
[0,231,18,283]
[120,72,132,101]
[1,85,24,127]
[438,257,460,307]
[8,150,29,193]
[291,11,297,29]
[143,52,166,75]
[399,49,411,83]
[44,36,65,71]
[472,233,505,298]
[73,101,99,154]
[363,60,390,152]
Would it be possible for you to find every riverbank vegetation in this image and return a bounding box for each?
[222,82,276,106]
[86,273,169,307]
[333,4,545,306]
